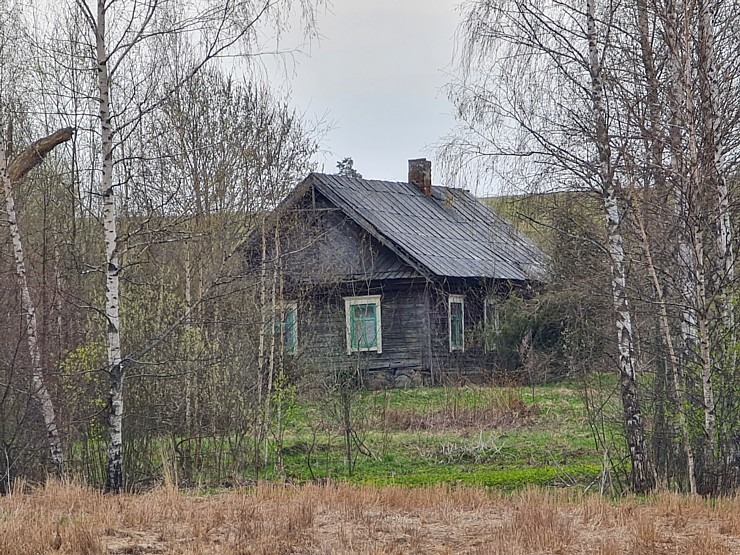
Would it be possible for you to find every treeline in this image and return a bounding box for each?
[0,0,323,491]
[446,0,740,494]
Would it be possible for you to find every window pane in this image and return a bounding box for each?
[284,307,296,352]
[450,300,463,349]
[351,304,377,349]
[451,302,463,319]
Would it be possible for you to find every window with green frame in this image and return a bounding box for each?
[344,295,382,353]
[273,302,298,354]
[449,294,464,351]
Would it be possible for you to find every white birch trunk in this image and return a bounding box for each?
[588,0,654,492]
[699,0,735,489]
[681,7,718,487]
[275,242,286,476]
[1,144,65,476]
[184,244,193,434]
[698,4,730,487]
[635,0,696,492]
[256,216,268,464]
[664,15,701,384]
[93,0,124,493]
[698,0,733,302]
[695,223,717,487]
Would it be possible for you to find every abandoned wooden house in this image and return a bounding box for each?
[247,159,547,386]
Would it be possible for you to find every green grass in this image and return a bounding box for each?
[86,377,619,491]
[261,379,615,490]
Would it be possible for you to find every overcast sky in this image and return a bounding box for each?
[268,0,462,184]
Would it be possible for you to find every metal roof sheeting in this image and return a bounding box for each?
[309,173,548,281]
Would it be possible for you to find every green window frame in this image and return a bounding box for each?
[273,302,298,355]
[449,294,464,352]
[344,295,382,354]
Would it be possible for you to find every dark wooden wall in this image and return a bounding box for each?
[293,282,428,387]
[290,278,513,387]
[427,280,504,383]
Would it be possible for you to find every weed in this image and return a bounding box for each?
[2,481,740,553]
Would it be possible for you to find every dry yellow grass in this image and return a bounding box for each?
[2,480,740,554]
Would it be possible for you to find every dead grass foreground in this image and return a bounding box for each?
[3,480,740,554]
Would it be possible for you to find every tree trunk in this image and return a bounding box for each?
[697,0,733,313]
[695,224,717,492]
[603,190,655,493]
[0,127,73,477]
[634,0,695,492]
[93,0,124,493]
[587,0,654,493]
[632,198,696,492]
[262,221,279,465]
[697,0,732,490]
[256,215,268,468]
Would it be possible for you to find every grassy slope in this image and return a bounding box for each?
[484,190,604,252]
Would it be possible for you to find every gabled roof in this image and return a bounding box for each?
[301,173,548,282]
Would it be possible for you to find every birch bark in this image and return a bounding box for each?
[1,127,73,476]
[262,220,279,465]
[697,1,730,489]
[632,196,697,493]
[587,0,654,492]
[635,0,696,492]
[90,0,125,493]
[698,0,733,306]
[256,215,268,464]
[682,4,718,490]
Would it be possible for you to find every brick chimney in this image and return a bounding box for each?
[408,158,432,196]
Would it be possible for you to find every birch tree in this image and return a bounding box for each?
[588,0,655,492]
[444,0,656,492]
[445,0,740,492]
[1,126,74,476]
[0,1,74,478]
[60,0,320,492]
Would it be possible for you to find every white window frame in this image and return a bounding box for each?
[449,294,465,352]
[344,295,382,354]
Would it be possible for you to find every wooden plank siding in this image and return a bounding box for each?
[428,282,499,383]
[287,279,509,387]
[293,283,428,387]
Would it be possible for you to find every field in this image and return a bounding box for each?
[8,379,736,554]
[3,480,740,554]
[256,380,607,489]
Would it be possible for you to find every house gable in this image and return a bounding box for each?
[268,185,421,286]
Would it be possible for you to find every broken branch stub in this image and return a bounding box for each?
[7,127,74,184]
